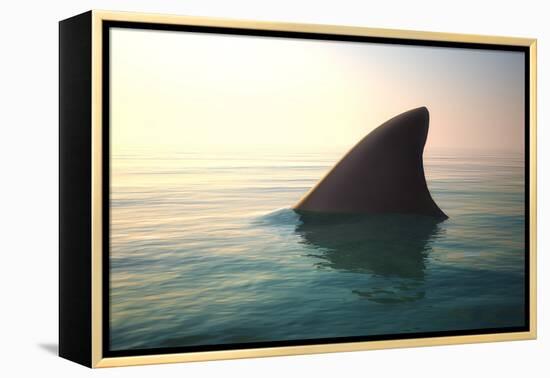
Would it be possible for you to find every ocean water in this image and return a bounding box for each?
[109,148,525,351]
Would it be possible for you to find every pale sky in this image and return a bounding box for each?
[110,28,525,154]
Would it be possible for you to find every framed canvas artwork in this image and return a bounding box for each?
[59,10,537,368]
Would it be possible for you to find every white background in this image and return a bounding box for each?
[0,0,547,376]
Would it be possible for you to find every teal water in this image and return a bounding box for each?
[109,149,525,351]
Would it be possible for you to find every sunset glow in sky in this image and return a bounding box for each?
[110,28,525,154]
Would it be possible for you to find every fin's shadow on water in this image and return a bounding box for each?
[294,212,443,303]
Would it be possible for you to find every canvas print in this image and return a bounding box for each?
[108,26,527,354]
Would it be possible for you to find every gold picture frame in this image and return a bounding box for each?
[59,10,537,368]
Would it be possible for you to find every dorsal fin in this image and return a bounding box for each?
[294,107,447,219]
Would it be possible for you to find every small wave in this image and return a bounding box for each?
[253,208,302,227]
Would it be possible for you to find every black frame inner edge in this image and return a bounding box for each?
[101,20,531,358]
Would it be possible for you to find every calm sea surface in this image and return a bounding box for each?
[110,148,525,351]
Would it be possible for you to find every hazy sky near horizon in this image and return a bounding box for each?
[110,28,525,154]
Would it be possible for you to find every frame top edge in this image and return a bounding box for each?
[90,9,536,47]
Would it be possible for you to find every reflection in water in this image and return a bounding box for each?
[295,212,442,303]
